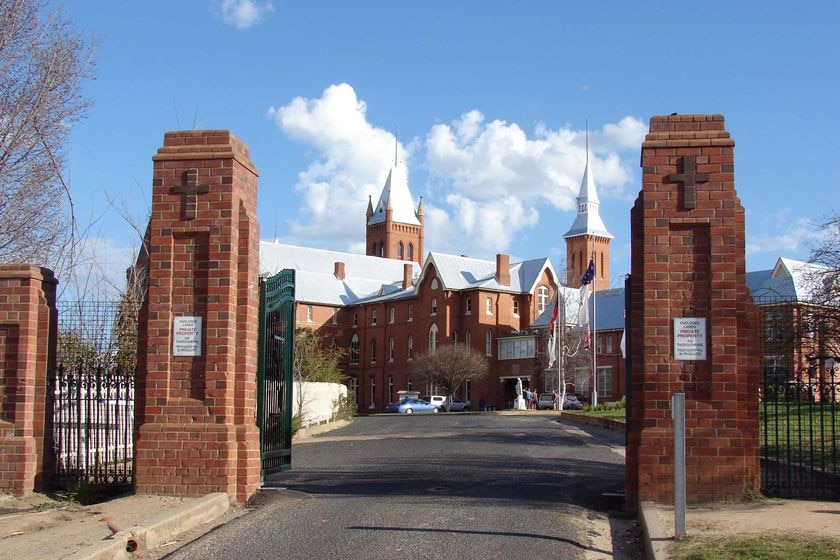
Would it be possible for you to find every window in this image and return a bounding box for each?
[538,286,548,313]
[332,308,338,325]
[407,376,412,391]
[408,304,414,321]
[370,339,376,364]
[407,335,414,360]
[371,309,377,325]
[431,297,437,315]
[397,242,404,260]
[513,300,519,316]
[370,378,376,407]
[498,337,537,360]
[485,329,492,356]
[465,298,472,315]
[429,324,439,353]
[485,297,492,315]
[464,380,471,403]
[431,278,439,290]
[452,331,458,344]
[378,242,385,257]
[465,329,471,348]
[389,337,395,362]
[353,312,358,327]
[350,334,360,364]
[596,366,612,398]
[388,376,394,404]
[407,243,414,261]
[389,307,395,324]
[606,334,613,353]
[306,305,313,322]
[596,335,603,353]
[349,377,358,405]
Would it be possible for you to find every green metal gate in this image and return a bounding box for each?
[257,269,295,478]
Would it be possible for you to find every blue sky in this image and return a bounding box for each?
[61,1,839,296]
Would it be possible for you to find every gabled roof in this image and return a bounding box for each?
[367,164,421,226]
[420,252,556,294]
[748,257,828,302]
[259,242,420,306]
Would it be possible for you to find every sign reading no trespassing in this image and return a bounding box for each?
[173,316,202,357]
[673,317,706,361]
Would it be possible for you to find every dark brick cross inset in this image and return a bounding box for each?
[172,168,210,220]
[666,155,709,210]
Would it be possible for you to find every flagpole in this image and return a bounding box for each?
[591,251,598,407]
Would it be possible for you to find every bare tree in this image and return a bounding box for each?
[0,0,96,266]
[293,328,348,424]
[409,344,489,410]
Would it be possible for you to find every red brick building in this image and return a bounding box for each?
[260,150,626,411]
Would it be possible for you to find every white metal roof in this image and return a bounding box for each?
[421,252,556,294]
[259,242,420,306]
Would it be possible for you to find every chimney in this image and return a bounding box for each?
[334,261,345,281]
[496,253,510,287]
[403,264,413,289]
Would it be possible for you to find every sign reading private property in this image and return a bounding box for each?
[173,316,202,356]
[673,317,706,360]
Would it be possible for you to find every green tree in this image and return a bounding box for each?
[409,344,489,410]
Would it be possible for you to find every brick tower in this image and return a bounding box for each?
[366,143,424,265]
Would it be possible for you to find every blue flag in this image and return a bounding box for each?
[581,257,595,285]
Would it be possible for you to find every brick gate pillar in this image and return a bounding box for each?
[134,130,261,503]
[626,115,760,506]
[0,265,57,495]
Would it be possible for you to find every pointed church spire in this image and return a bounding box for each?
[366,194,374,220]
[416,196,424,220]
[368,136,421,227]
[563,126,612,240]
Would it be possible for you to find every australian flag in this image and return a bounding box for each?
[581,257,595,286]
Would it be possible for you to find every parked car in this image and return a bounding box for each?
[562,393,583,410]
[537,392,556,410]
[442,396,470,412]
[420,395,446,409]
[386,398,440,414]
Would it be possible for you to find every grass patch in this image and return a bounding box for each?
[573,401,627,422]
[669,532,840,560]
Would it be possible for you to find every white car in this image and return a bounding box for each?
[421,395,446,409]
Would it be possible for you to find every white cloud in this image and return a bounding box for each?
[424,111,644,256]
[747,214,818,256]
[267,83,644,259]
[212,0,273,29]
[267,84,408,252]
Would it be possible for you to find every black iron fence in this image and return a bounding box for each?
[756,295,840,500]
[53,300,137,495]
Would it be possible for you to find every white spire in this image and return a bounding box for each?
[368,138,421,226]
[563,127,613,240]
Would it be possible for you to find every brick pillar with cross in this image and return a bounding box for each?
[626,115,760,506]
[134,130,261,503]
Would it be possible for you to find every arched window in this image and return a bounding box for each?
[429,324,439,354]
[485,329,492,356]
[370,338,377,364]
[397,241,404,259]
[431,278,439,290]
[371,309,377,325]
[465,329,471,348]
[388,337,395,362]
[465,298,472,315]
[350,334,360,364]
[431,297,437,315]
[306,305,313,322]
[452,331,458,344]
[538,286,548,313]
[407,243,414,261]
[407,335,414,360]
[379,241,385,257]
[389,307,395,324]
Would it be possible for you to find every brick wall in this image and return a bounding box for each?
[627,115,760,506]
[0,265,57,495]
[134,130,260,503]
